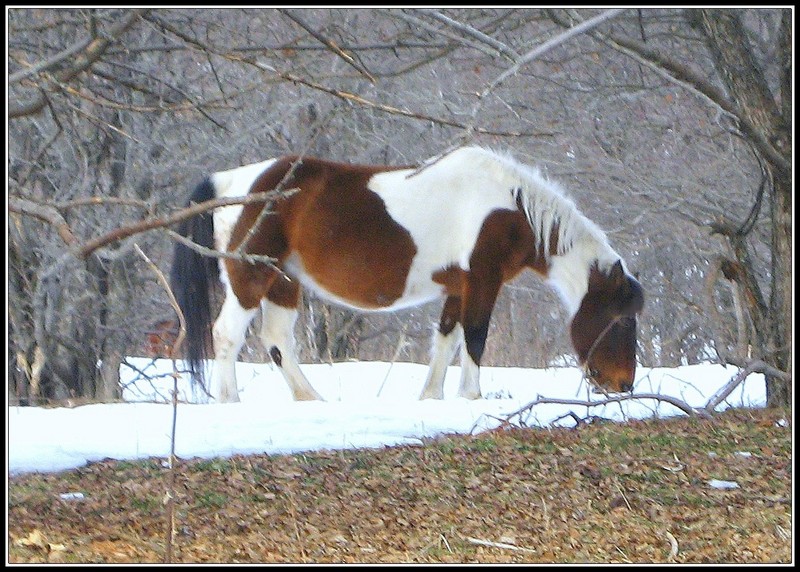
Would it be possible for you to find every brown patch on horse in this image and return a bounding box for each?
[432,265,465,296]
[431,209,552,364]
[226,156,417,310]
[437,295,462,336]
[267,274,301,308]
[472,209,542,280]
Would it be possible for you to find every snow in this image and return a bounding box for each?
[7,359,766,476]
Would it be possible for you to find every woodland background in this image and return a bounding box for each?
[7,8,792,406]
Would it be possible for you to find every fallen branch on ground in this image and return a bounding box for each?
[463,536,536,554]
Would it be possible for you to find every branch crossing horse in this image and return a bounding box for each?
[170,147,644,403]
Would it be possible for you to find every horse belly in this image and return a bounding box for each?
[283,251,444,311]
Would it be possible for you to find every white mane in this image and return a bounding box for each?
[465,147,612,260]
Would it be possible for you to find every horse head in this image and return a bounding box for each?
[570,260,644,393]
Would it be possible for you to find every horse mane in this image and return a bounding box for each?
[456,146,616,267]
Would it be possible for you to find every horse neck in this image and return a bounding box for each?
[545,238,621,317]
[511,169,621,316]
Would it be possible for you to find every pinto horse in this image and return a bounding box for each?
[170,146,644,403]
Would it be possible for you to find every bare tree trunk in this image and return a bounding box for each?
[767,173,792,405]
[694,9,792,407]
[99,351,122,401]
[311,302,364,363]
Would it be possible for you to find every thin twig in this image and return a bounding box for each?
[279,9,376,83]
[613,480,633,511]
[416,9,521,61]
[663,530,679,561]
[394,10,506,60]
[463,536,536,553]
[166,230,282,271]
[133,244,187,564]
[376,330,409,397]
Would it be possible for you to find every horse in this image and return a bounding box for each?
[170,146,644,403]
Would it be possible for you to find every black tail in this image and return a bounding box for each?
[170,177,219,390]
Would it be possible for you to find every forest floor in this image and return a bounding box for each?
[8,406,793,564]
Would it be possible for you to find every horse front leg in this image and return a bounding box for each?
[420,296,462,400]
[457,273,502,400]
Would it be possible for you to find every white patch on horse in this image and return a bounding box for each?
[419,324,463,400]
[259,299,323,401]
[210,159,277,286]
[368,147,518,303]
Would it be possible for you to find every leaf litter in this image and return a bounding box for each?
[8,407,792,564]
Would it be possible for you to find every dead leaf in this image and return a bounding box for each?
[16,529,47,550]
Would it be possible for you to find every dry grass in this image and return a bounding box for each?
[8,406,792,564]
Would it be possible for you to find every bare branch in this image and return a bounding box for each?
[9,36,93,84]
[11,190,281,259]
[505,392,713,425]
[278,8,376,83]
[416,9,521,61]
[166,230,281,271]
[79,191,281,258]
[393,10,508,60]
[480,9,627,100]
[9,196,79,246]
[9,9,148,119]
[55,196,152,210]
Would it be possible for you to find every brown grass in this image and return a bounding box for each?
[8,406,792,564]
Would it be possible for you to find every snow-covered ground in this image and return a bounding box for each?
[7,359,765,476]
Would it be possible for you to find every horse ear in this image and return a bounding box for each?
[609,260,625,286]
[623,275,644,315]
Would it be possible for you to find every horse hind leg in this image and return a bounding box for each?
[212,288,258,403]
[259,280,324,401]
[420,296,463,400]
